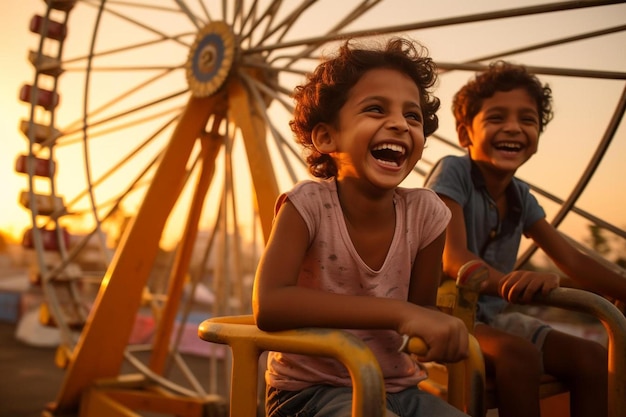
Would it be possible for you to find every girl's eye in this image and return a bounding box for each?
[405,112,422,122]
[364,105,383,113]
[522,117,539,125]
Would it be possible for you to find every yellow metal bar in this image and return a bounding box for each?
[227,79,279,242]
[463,335,487,417]
[98,388,210,417]
[446,361,466,411]
[79,389,140,417]
[452,261,488,415]
[149,131,224,374]
[455,261,489,330]
[80,387,216,417]
[405,337,428,355]
[407,333,485,416]
[535,288,626,417]
[53,94,219,413]
[198,315,386,417]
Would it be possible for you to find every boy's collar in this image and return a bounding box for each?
[467,156,523,219]
[468,156,486,189]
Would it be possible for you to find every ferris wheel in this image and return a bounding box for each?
[16,0,626,415]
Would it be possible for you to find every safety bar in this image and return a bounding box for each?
[534,288,626,417]
[198,315,386,417]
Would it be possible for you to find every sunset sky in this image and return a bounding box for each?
[2,0,625,251]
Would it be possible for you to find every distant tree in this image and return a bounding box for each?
[585,224,611,256]
[584,224,626,268]
[613,240,626,270]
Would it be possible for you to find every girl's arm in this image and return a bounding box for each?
[408,232,446,308]
[407,231,469,362]
[527,218,626,303]
[252,199,468,362]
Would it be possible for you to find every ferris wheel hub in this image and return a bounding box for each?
[186,21,235,98]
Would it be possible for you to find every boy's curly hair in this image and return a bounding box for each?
[452,60,554,134]
[290,37,440,179]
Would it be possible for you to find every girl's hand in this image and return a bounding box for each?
[399,307,469,363]
[498,270,560,304]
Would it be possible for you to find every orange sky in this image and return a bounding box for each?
[2,1,625,249]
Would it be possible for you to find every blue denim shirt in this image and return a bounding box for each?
[424,155,545,323]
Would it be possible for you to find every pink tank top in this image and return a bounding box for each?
[266,179,450,392]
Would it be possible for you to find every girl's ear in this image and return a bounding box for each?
[457,124,472,148]
[311,123,337,154]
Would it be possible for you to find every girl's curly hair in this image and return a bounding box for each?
[290,37,440,179]
[452,60,553,134]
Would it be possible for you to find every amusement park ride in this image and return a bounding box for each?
[15,1,626,416]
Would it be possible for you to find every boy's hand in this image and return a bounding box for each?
[498,270,560,304]
[399,309,469,363]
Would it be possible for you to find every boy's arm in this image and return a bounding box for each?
[441,195,560,303]
[252,200,468,363]
[526,218,626,303]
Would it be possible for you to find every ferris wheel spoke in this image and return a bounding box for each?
[61,36,191,69]
[239,71,301,184]
[246,74,294,113]
[60,127,170,218]
[61,88,187,139]
[446,24,626,70]
[194,0,213,23]
[237,0,283,45]
[251,0,318,47]
[87,1,182,13]
[243,53,310,77]
[82,0,193,49]
[57,64,184,134]
[174,0,205,31]
[229,0,245,30]
[56,105,183,149]
[233,0,258,40]
[277,0,383,67]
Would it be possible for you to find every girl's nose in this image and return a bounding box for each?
[503,117,522,133]
[386,114,409,132]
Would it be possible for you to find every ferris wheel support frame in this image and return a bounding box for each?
[51,93,219,413]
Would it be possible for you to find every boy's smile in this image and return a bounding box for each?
[326,68,425,190]
[462,88,540,176]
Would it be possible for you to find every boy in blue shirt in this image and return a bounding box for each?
[425,60,626,417]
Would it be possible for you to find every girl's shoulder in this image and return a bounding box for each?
[395,186,450,216]
[276,178,336,216]
[288,178,335,195]
[396,186,444,203]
